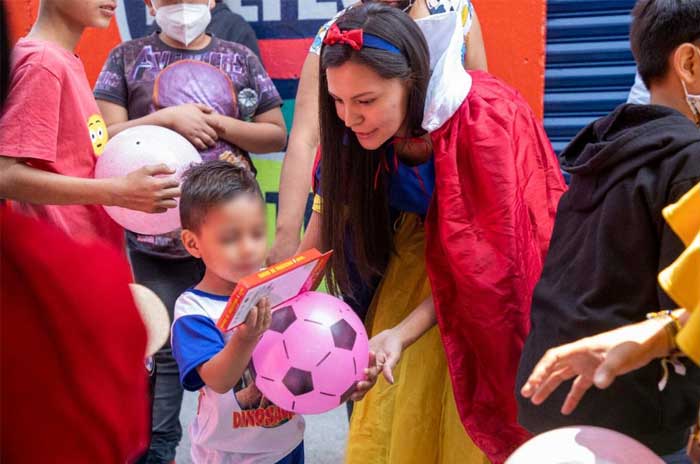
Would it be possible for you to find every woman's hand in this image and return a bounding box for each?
[349,296,437,402]
[350,328,404,401]
[368,328,404,384]
[520,316,676,415]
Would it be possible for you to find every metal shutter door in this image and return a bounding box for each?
[545,0,638,154]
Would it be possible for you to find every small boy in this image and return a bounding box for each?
[93,2,286,457]
[0,0,178,249]
[172,160,304,464]
[516,0,700,460]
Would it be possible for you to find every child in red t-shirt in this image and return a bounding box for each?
[0,0,179,250]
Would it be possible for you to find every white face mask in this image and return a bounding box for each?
[155,3,211,46]
[680,46,700,127]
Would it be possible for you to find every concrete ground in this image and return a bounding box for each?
[176,390,349,463]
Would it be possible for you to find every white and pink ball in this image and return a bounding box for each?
[506,426,664,464]
[95,125,201,235]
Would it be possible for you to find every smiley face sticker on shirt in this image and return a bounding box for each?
[88,114,109,156]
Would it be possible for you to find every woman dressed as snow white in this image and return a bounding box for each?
[301,4,567,463]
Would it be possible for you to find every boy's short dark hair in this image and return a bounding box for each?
[630,0,700,87]
[180,160,262,232]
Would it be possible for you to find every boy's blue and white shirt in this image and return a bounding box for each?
[172,289,304,463]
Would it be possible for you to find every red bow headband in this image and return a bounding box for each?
[323,23,402,55]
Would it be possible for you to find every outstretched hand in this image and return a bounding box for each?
[520,317,673,415]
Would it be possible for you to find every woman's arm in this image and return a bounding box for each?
[372,295,436,383]
[268,53,321,264]
[465,9,488,71]
[352,295,437,400]
[296,209,323,254]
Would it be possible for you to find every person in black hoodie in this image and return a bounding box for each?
[515,0,700,461]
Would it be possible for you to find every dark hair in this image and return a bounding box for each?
[630,0,700,87]
[318,3,430,298]
[179,160,262,232]
[361,0,414,10]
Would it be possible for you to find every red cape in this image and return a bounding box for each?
[426,71,567,463]
[1,208,150,463]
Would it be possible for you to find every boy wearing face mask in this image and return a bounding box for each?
[515,0,700,461]
[94,1,287,462]
[148,0,262,59]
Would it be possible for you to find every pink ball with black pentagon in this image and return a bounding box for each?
[251,291,369,415]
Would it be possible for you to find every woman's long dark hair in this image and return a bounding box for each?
[318,4,430,298]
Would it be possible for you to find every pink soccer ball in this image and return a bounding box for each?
[506,426,664,464]
[95,125,201,235]
[251,291,369,415]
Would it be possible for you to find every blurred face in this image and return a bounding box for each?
[183,194,267,284]
[326,60,410,150]
[51,0,117,29]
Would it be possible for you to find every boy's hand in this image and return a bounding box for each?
[162,104,220,150]
[113,164,181,213]
[237,298,272,343]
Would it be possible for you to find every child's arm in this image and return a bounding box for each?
[211,107,287,154]
[0,156,180,213]
[197,298,272,394]
[98,100,220,151]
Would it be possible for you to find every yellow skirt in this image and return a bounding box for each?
[345,214,489,464]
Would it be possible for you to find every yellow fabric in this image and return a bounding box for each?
[659,183,700,365]
[345,214,489,464]
[679,309,700,366]
[312,194,322,214]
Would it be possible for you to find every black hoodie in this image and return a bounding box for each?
[516,104,700,455]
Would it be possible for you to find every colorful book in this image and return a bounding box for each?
[216,249,332,332]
